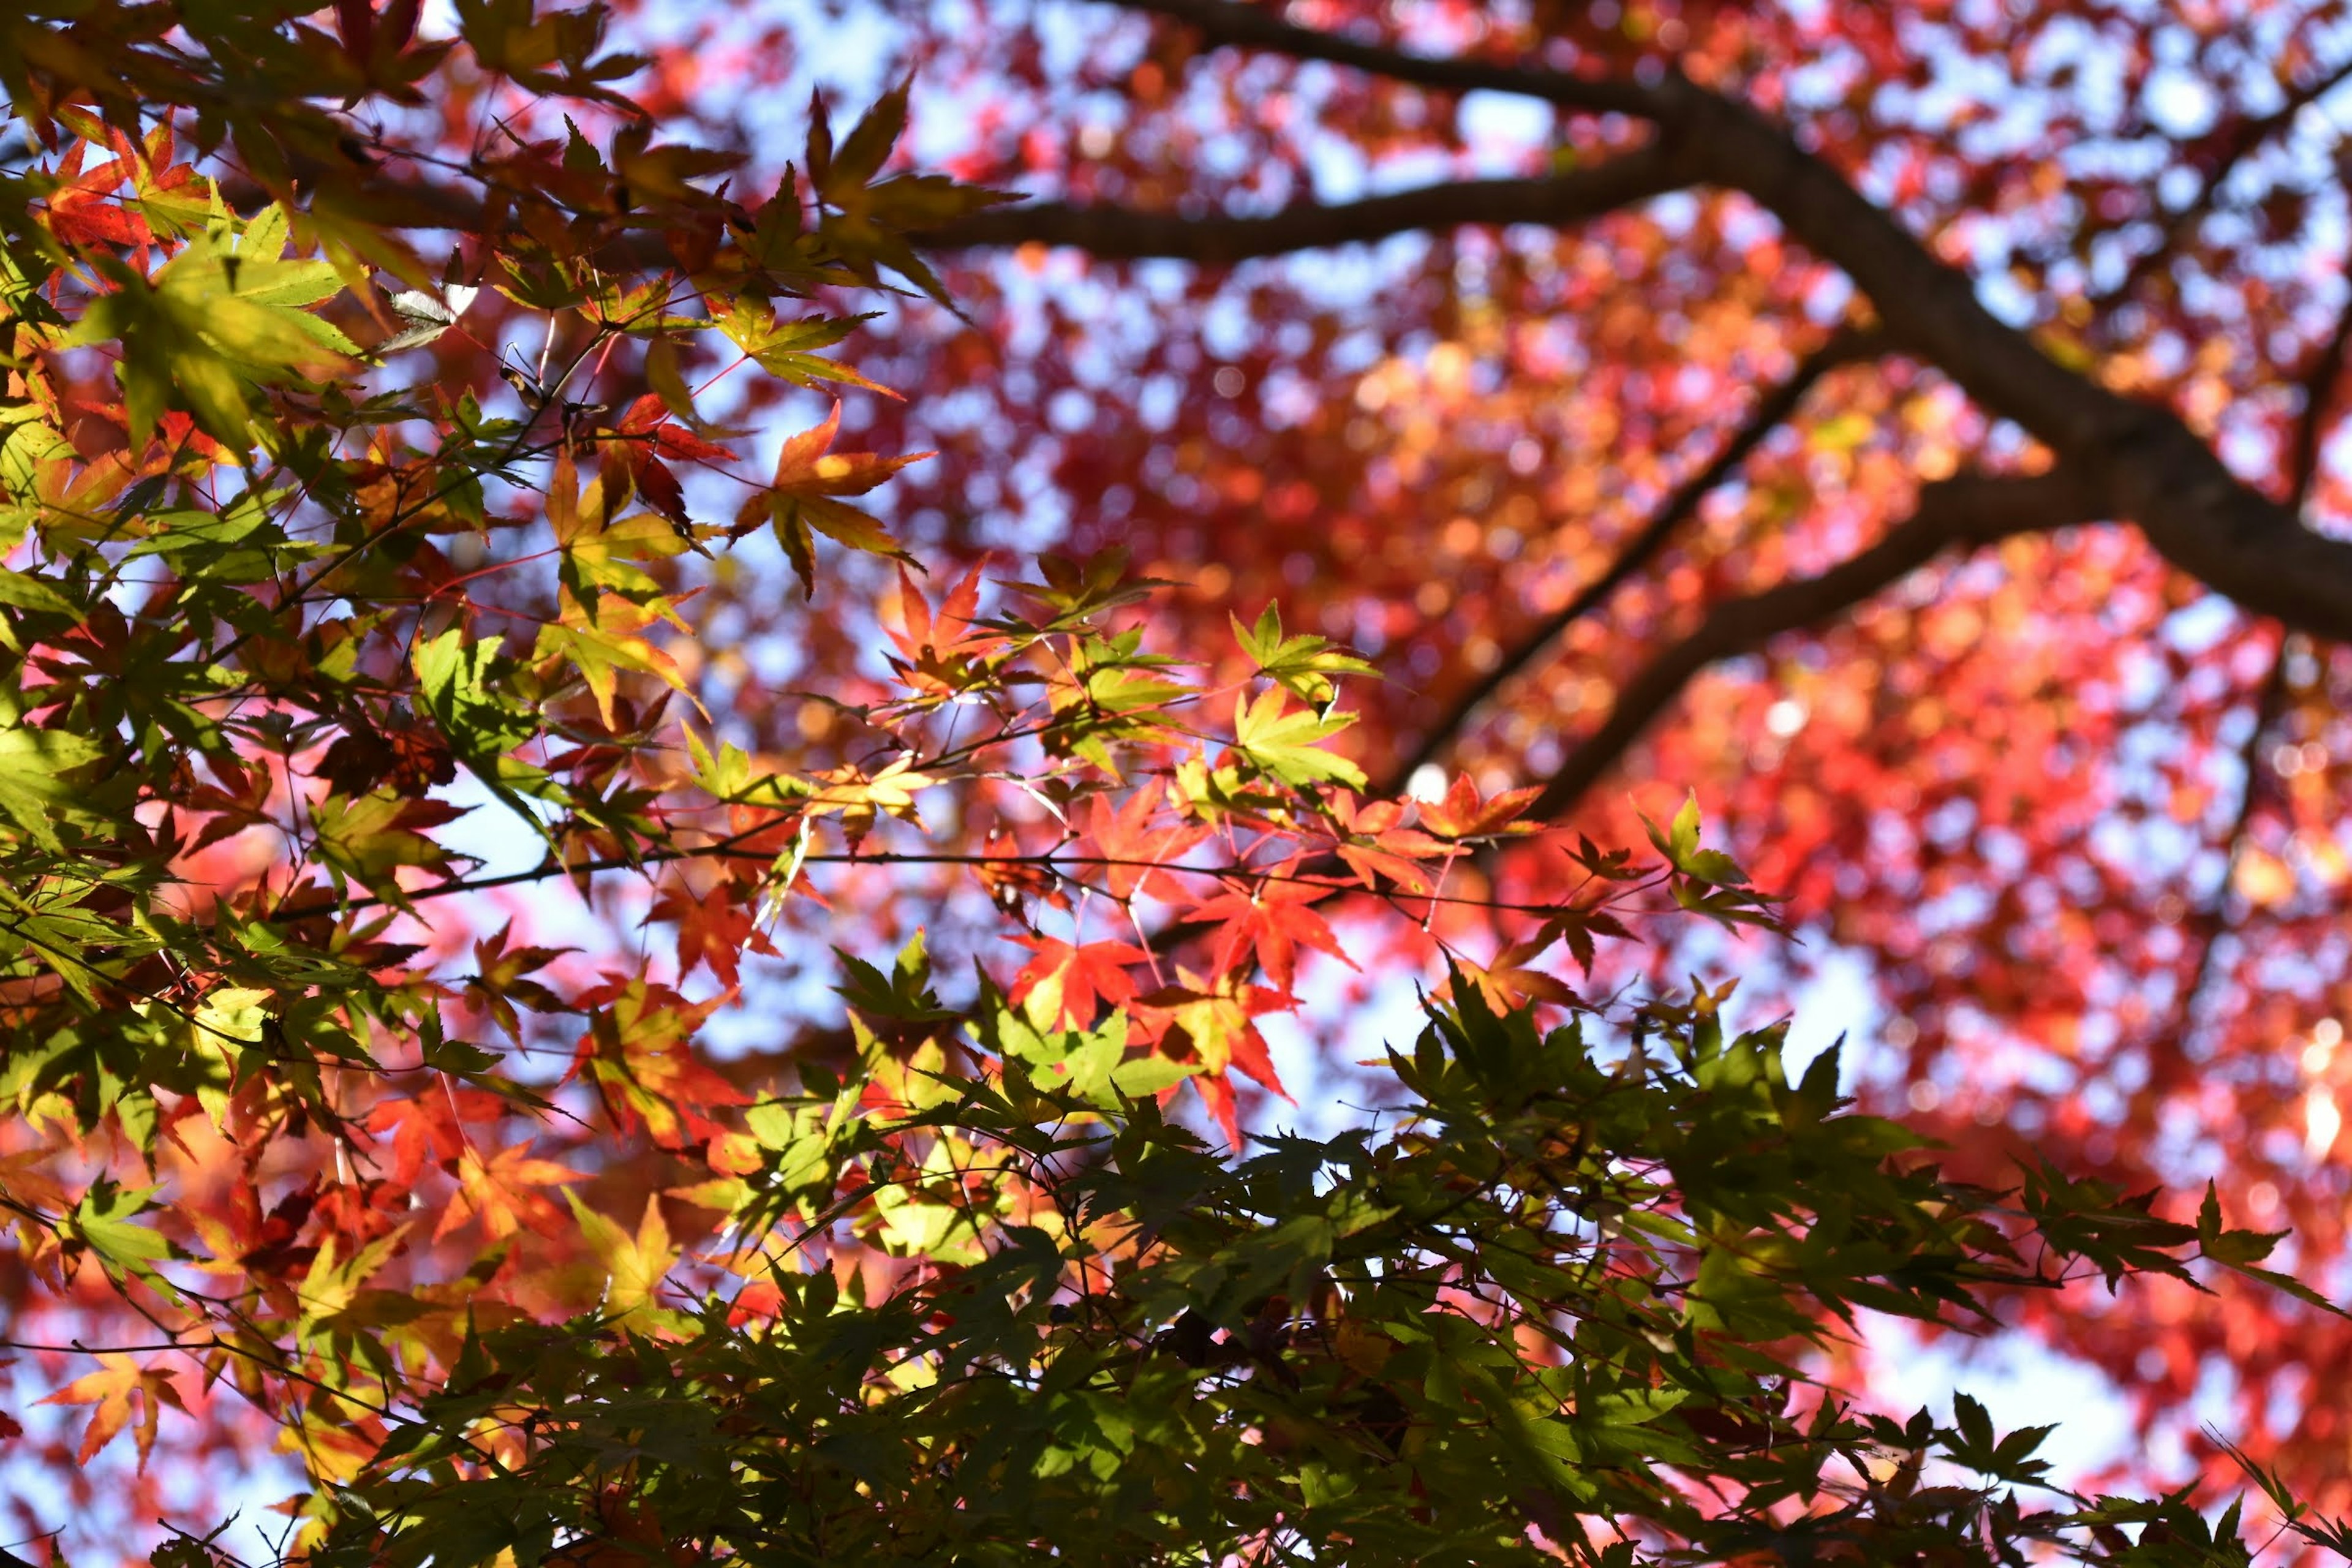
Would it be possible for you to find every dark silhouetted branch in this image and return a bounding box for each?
[1526,470,2101,818]
[1111,0,1662,118]
[1376,326,1880,796]
[935,0,2352,646]
[928,146,1686,262]
[2163,284,2352,1057]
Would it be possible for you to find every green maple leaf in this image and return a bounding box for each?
[1230,687,1365,790]
[64,1182,178,1290]
[1232,603,1374,708]
[0,725,105,851]
[70,203,354,448]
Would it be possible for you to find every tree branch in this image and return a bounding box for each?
[1110,0,1661,118]
[1376,325,1879,796]
[927,146,1686,262]
[2099,53,2352,309]
[1656,83,2352,640]
[938,0,2352,646]
[2162,282,2352,1054]
[1525,470,2101,818]
[2171,638,2288,1044]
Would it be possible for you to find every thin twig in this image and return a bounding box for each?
[2161,278,2352,1054]
[1377,326,1880,796]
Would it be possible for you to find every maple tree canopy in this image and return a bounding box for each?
[1,1,2350,1564]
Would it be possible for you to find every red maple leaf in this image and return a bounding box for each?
[650,878,778,988]
[1186,865,1355,992]
[436,1139,586,1242]
[1325,793,1449,893]
[45,146,148,248]
[364,1094,468,1189]
[1009,935,1147,1027]
[1085,788,1208,902]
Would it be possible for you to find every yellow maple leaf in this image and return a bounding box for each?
[567,1191,680,1325]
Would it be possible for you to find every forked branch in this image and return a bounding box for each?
[930,0,2352,645]
[1377,326,1882,796]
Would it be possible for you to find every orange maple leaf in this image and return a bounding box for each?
[38,1352,186,1468]
[649,878,777,987]
[1085,787,1208,902]
[437,1140,586,1242]
[1417,773,1544,840]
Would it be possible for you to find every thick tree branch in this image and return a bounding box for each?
[1112,0,1660,118]
[1526,471,2100,818]
[928,147,1685,262]
[937,0,2352,646]
[1376,326,1879,796]
[1656,83,2352,641]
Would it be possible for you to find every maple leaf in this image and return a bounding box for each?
[1450,938,1582,1014]
[1417,773,1545,841]
[714,302,899,396]
[43,151,148,247]
[315,713,456,797]
[1641,793,1752,886]
[233,1176,321,1275]
[1084,787,1209,902]
[1533,905,1635,977]
[975,829,1069,920]
[1325,793,1449,893]
[39,1353,187,1468]
[886,561,1005,699]
[1186,866,1356,992]
[611,393,737,465]
[1133,963,1298,1100]
[465,921,571,1043]
[437,1141,586,1242]
[599,393,737,535]
[307,789,470,890]
[892,559,990,658]
[69,203,354,447]
[1009,934,1147,1028]
[1227,688,1367,791]
[1231,603,1375,709]
[568,978,747,1147]
[0,1147,70,1218]
[534,589,701,731]
[650,877,778,987]
[365,1094,472,1190]
[733,401,930,594]
[801,755,938,845]
[566,1191,682,1328]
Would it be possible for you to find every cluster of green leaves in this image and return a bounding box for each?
[0,2,1009,1280]
[314,958,2346,1567]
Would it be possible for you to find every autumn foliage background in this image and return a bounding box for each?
[9,0,2352,1561]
